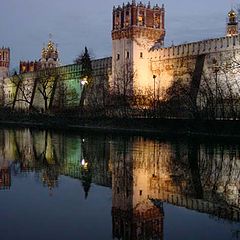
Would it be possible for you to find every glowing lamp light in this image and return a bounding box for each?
[81,159,85,166]
[81,159,88,169]
[81,77,88,86]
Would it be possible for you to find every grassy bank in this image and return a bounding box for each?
[0,111,240,139]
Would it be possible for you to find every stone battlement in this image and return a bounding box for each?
[112,0,165,41]
[14,57,112,80]
[0,47,10,51]
[113,1,164,11]
[150,34,240,61]
[91,57,112,77]
[0,47,10,68]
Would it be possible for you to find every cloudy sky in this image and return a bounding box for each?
[0,0,235,69]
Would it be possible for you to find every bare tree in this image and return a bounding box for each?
[56,81,79,111]
[110,61,135,117]
[198,52,240,120]
[85,74,110,117]
[160,79,191,118]
[9,72,37,111]
[36,69,60,112]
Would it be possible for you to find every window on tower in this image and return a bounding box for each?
[138,10,145,26]
[117,54,120,60]
[125,10,130,27]
[115,13,120,29]
[154,13,160,28]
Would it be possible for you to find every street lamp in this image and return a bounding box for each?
[79,77,88,111]
[81,77,88,86]
[213,61,220,118]
[153,75,157,117]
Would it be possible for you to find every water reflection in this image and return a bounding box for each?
[0,129,111,195]
[0,128,239,239]
[111,137,240,239]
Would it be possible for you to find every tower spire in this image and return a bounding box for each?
[49,33,52,41]
[226,8,238,36]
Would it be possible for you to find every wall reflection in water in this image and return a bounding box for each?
[0,129,111,194]
[0,129,240,239]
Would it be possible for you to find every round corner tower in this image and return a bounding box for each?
[111,1,165,94]
[0,47,10,80]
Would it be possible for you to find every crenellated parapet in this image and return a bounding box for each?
[150,34,240,61]
[19,61,39,74]
[112,1,165,43]
[91,57,112,77]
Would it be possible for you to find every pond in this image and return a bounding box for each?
[0,128,239,240]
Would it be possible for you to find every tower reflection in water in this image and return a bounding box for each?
[111,138,164,240]
[0,129,239,239]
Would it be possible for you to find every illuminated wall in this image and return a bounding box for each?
[111,2,165,94]
[111,2,240,103]
[3,58,112,111]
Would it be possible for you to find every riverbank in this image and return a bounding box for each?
[0,112,240,139]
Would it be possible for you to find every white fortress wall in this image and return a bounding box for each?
[132,38,156,93]
[112,37,134,93]
[149,34,240,95]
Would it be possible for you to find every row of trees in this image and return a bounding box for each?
[10,69,60,112]
[6,48,240,120]
[6,47,92,114]
[94,53,240,120]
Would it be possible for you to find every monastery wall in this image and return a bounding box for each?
[152,35,240,60]
[149,35,240,93]
[3,57,112,111]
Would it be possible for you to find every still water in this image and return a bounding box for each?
[0,128,239,240]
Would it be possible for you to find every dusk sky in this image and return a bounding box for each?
[0,0,235,69]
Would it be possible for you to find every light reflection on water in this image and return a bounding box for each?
[0,128,239,240]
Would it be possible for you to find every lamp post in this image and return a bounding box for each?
[213,64,219,118]
[79,77,88,112]
[153,75,157,117]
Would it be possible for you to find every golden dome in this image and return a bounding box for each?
[228,9,236,18]
[47,41,54,52]
[40,35,60,65]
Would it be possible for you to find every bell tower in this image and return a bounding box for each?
[226,9,238,36]
[111,1,165,94]
[0,47,10,106]
[0,47,10,80]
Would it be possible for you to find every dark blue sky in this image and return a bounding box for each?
[0,0,234,69]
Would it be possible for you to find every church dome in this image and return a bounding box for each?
[47,41,55,52]
[41,46,47,58]
[228,9,237,18]
[39,35,60,69]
